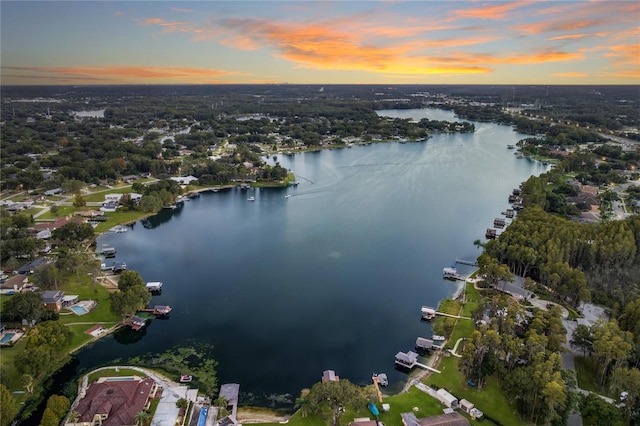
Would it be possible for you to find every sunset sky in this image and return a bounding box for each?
[1,0,639,86]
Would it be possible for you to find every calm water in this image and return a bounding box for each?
[76,109,548,402]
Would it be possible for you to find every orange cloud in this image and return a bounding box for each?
[451,1,530,20]
[552,72,588,78]
[604,44,640,67]
[547,33,589,41]
[2,66,249,83]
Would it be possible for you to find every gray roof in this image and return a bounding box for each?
[40,290,64,303]
[416,337,433,349]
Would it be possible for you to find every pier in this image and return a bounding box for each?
[455,258,478,267]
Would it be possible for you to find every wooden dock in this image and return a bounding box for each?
[372,375,383,402]
[455,258,478,267]
[435,311,472,320]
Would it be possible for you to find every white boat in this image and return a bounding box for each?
[431,335,445,341]
[285,194,292,199]
[247,197,255,201]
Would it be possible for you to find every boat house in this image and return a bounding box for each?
[421,306,436,320]
[415,337,434,351]
[395,351,418,369]
[493,218,506,228]
[443,267,459,280]
[146,282,163,292]
[321,370,340,383]
[485,228,497,239]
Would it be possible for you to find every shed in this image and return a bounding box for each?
[459,399,474,414]
[435,388,458,409]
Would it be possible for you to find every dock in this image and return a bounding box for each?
[421,306,471,320]
[455,258,478,267]
[372,375,384,402]
[138,305,172,316]
[394,351,441,373]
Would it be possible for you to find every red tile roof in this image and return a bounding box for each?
[75,377,155,425]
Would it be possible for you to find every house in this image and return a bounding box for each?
[32,216,74,232]
[1,274,29,292]
[321,370,340,383]
[121,175,139,184]
[17,257,49,274]
[400,412,469,426]
[44,188,62,196]
[40,290,65,312]
[68,376,158,426]
[104,194,123,204]
[170,175,199,185]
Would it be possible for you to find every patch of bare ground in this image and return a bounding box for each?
[236,407,291,424]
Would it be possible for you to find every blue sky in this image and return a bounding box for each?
[1,1,639,85]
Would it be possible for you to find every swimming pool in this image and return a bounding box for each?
[198,407,208,426]
[70,305,88,315]
[103,377,137,381]
[0,333,15,344]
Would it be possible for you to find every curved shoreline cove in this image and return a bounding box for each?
[70,109,549,404]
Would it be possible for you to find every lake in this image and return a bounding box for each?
[76,108,548,404]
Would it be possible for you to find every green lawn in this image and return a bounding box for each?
[36,205,76,220]
[87,367,145,383]
[376,387,444,426]
[424,356,523,425]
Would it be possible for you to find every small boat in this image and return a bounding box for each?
[373,373,388,386]
[285,194,292,199]
[247,197,255,201]
[180,375,192,383]
[431,335,445,341]
[507,144,516,149]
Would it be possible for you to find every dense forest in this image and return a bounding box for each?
[1,84,638,426]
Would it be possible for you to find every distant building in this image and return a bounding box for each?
[1,274,29,292]
[17,257,49,274]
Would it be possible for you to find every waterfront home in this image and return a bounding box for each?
[40,290,66,312]
[68,376,158,426]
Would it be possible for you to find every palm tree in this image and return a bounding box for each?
[134,410,152,426]
[21,374,34,395]
[67,411,80,425]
